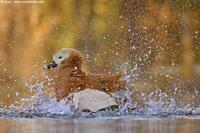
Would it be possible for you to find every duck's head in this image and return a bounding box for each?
[46,48,85,69]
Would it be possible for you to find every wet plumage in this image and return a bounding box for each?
[46,48,126,102]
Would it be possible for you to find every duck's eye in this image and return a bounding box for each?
[59,56,62,59]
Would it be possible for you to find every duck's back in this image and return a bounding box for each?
[53,67,103,101]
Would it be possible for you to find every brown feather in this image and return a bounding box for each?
[47,48,126,102]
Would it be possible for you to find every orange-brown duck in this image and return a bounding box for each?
[46,48,125,102]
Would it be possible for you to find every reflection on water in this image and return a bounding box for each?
[0,118,200,133]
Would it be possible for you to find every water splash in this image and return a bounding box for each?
[1,68,200,118]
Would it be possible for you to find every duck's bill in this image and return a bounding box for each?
[46,61,58,69]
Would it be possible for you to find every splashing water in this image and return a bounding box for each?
[0,65,200,119]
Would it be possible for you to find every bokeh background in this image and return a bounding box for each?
[0,0,199,107]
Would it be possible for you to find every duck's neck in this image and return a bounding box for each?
[61,60,81,69]
[57,63,81,73]
[62,65,80,70]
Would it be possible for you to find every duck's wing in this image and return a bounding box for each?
[72,89,118,112]
[96,74,123,82]
[54,69,103,101]
[94,74,126,93]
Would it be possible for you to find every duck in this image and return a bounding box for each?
[45,48,126,102]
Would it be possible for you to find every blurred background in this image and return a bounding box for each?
[0,0,199,107]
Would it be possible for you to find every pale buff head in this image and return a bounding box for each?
[46,48,85,69]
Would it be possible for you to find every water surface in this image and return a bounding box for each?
[1,117,200,133]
